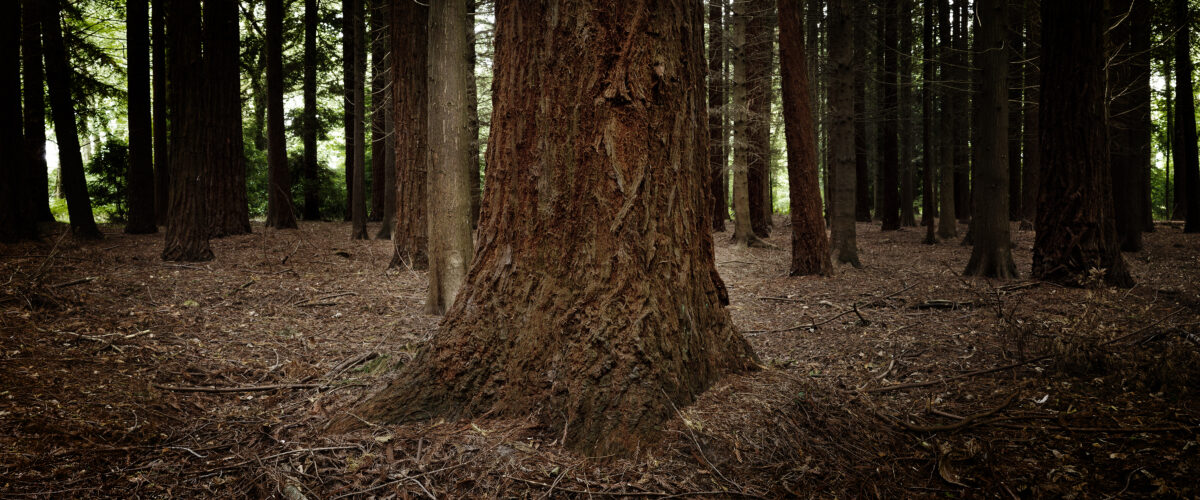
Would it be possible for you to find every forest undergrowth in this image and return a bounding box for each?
[0,218,1197,498]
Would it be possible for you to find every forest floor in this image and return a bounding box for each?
[1,218,1198,499]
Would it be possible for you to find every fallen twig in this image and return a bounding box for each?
[886,392,1018,433]
[292,292,357,307]
[747,283,915,334]
[49,277,96,289]
[152,383,322,393]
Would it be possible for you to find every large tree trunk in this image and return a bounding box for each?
[963,0,1016,278]
[389,0,428,269]
[334,0,759,456]
[351,0,369,239]
[708,0,727,233]
[162,0,212,261]
[880,0,899,231]
[125,0,157,234]
[369,0,386,223]
[935,0,957,240]
[42,0,101,240]
[1176,0,1200,233]
[1033,1,1131,287]
[1,0,32,242]
[921,0,936,243]
[205,0,251,238]
[424,0,474,314]
[829,0,860,266]
[1109,0,1143,250]
[302,0,321,220]
[1020,0,1039,228]
[265,0,298,229]
[152,0,169,227]
[21,0,52,223]
[746,0,773,238]
[853,6,871,224]
[780,0,831,276]
[1006,1,1023,222]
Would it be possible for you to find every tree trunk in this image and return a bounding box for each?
[1,0,31,242]
[709,0,727,232]
[21,0,52,223]
[162,0,212,261]
[952,0,970,224]
[205,0,251,238]
[375,0,396,239]
[125,0,157,234]
[746,0,773,238]
[152,0,169,227]
[898,0,915,227]
[466,0,481,229]
[389,0,428,269]
[829,0,860,266]
[342,0,356,221]
[351,0,369,239]
[265,0,298,229]
[1006,0,1023,222]
[334,0,759,457]
[1033,0,1131,287]
[935,0,957,240]
[1176,0,1200,233]
[369,0,386,223]
[302,0,321,220]
[1020,0,1039,228]
[854,5,871,223]
[963,0,1015,278]
[880,0,899,230]
[1109,0,1143,250]
[921,0,936,243]
[780,0,832,276]
[424,0,474,314]
[42,0,101,240]
[730,0,764,246]
[1132,0,1153,232]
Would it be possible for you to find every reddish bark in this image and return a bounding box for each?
[388,0,428,270]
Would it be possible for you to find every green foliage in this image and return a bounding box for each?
[84,139,130,223]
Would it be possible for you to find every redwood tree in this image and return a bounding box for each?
[302,0,321,220]
[1033,0,1130,287]
[369,0,386,223]
[125,0,156,234]
[333,0,759,456]
[829,0,860,266]
[350,0,368,239]
[746,0,773,238]
[1,1,31,242]
[780,0,831,276]
[1175,0,1200,233]
[880,0,900,231]
[265,0,298,229]
[42,0,101,240]
[205,0,251,237]
[162,0,212,261]
[152,0,169,226]
[388,0,428,269]
[708,0,727,232]
[935,0,957,240]
[21,0,52,223]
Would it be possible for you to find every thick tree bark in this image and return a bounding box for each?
[898,0,916,227]
[829,0,860,266]
[424,0,474,314]
[162,0,212,261]
[709,0,727,232]
[880,0,900,231]
[21,0,52,223]
[342,0,356,221]
[746,0,773,238]
[1109,0,1143,250]
[921,0,936,243]
[334,0,759,456]
[1,1,31,242]
[780,0,831,276]
[935,0,957,240]
[125,0,157,234]
[265,0,298,229]
[963,0,1016,278]
[351,0,369,239]
[389,0,428,269]
[1175,0,1200,233]
[1020,0,1039,228]
[205,0,251,238]
[369,0,386,223]
[152,0,169,227]
[42,0,101,240]
[1033,1,1131,287]
[302,0,321,220]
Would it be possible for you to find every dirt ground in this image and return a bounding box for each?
[1,218,1197,499]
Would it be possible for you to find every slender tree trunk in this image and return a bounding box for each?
[953,0,970,223]
[162,0,212,261]
[205,0,251,238]
[1007,0,1023,222]
[780,0,831,276]
[1132,0,1153,232]
[424,0,475,314]
[42,0,101,240]
[265,0,298,229]
[21,0,52,223]
[922,0,936,243]
[898,0,916,227]
[1020,0,1039,228]
[1,0,31,242]
[389,0,428,269]
[936,0,957,239]
[829,0,860,266]
[369,0,386,222]
[125,0,156,234]
[881,0,900,230]
[854,4,871,223]
[152,0,169,227]
[350,0,369,238]
[1033,0,1131,287]
[1176,0,1200,232]
[375,0,396,239]
[466,0,481,229]
[746,0,773,238]
[342,0,356,221]
[302,0,321,220]
[731,0,764,246]
[334,0,759,457]
[1110,0,1143,250]
[963,0,1016,278]
[709,0,728,232]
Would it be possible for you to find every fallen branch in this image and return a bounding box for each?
[886,392,1018,433]
[292,292,357,307]
[152,383,321,393]
[746,283,915,334]
[49,277,96,289]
